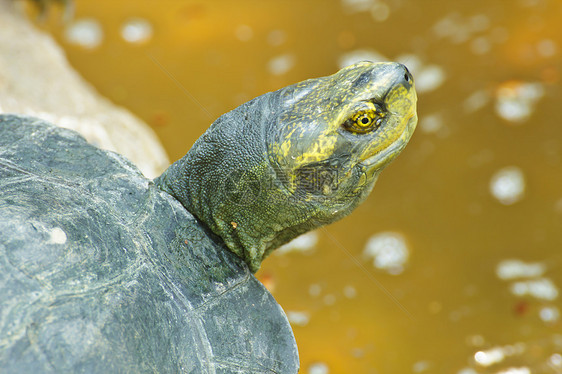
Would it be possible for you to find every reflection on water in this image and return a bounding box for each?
[363,232,410,275]
[32,0,562,372]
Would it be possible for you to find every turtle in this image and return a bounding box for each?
[0,61,417,373]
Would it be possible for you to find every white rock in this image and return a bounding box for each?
[0,2,169,178]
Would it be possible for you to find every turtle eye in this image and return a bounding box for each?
[343,110,383,134]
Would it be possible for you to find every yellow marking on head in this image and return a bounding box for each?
[280,139,292,157]
[292,132,339,166]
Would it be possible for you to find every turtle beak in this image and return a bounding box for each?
[358,63,417,174]
[360,112,417,175]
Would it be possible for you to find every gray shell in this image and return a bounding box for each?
[0,115,298,373]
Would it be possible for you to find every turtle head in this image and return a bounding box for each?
[156,61,417,272]
[268,61,417,215]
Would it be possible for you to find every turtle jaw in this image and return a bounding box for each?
[349,62,418,178]
[360,112,418,174]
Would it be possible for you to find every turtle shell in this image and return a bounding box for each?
[0,115,298,373]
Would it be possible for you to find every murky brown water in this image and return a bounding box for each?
[31,0,562,372]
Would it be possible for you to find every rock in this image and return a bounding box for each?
[0,0,169,178]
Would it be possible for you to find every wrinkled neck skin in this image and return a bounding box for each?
[155,91,377,273]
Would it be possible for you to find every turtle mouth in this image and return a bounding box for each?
[359,113,417,171]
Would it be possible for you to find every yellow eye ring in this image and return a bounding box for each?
[344,110,383,134]
[355,113,374,128]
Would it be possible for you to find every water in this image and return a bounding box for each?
[35,0,562,372]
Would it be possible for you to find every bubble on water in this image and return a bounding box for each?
[235,24,253,42]
[457,369,478,374]
[267,29,286,46]
[433,13,491,45]
[554,198,562,214]
[496,259,545,280]
[539,306,560,323]
[489,166,525,205]
[474,344,526,367]
[308,362,329,374]
[323,294,336,306]
[343,285,357,298]
[463,90,490,113]
[370,1,390,22]
[468,149,495,169]
[309,284,322,297]
[268,54,296,75]
[419,113,444,134]
[350,347,364,358]
[338,49,387,69]
[412,360,431,372]
[432,13,472,43]
[414,65,446,94]
[341,0,375,13]
[510,278,559,301]
[65,18,103,49]
[537,39,558,57]
[519,0,542,6]
[470,36,491,55]
[496,368,531,374]
[277,231,318,255]
[433,13,461,39]
[550,353,562,368]
[121,18,153,44]
[364,232,409,274]
[428,301,442,314]
[286,311,310,327]
[474,347,505,366]
[494,81,544,124]
[466,334,486,347]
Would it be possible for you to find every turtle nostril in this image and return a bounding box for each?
[402,66,413,85]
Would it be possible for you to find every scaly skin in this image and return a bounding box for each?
[156,61,418,272]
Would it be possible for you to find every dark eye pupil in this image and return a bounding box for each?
[361,117,370,125]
